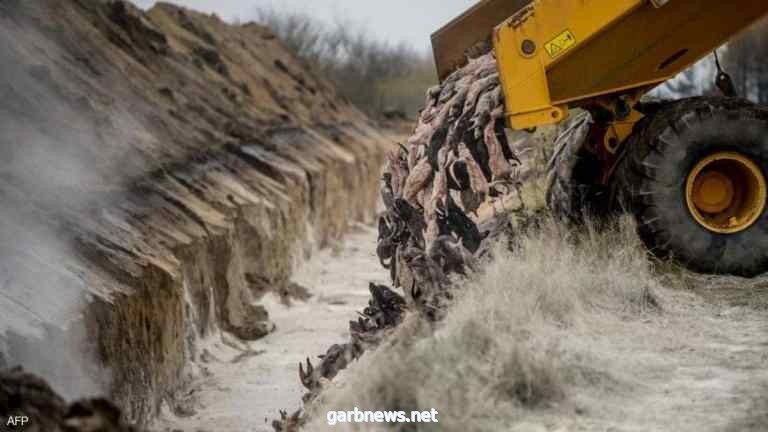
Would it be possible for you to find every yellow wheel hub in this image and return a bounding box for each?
[686,152,767,234]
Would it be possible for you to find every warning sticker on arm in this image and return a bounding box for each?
[545,30,577,59]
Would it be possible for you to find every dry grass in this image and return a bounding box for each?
[306,217,664,431]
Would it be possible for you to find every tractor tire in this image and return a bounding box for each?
[615,97,768,277]
[546,112,611,222]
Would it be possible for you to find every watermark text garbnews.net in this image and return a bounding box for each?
[327,407,439,425]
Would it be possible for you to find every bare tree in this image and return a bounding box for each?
[254,8,436,118]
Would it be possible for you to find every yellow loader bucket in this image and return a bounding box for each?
[431,0,531,81]
[434,0,768,129]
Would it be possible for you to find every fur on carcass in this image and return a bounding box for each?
[379,53,523,289]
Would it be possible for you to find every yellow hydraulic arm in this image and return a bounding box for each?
[433,0,768,130]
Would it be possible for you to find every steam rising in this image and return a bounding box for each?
[0,3,141,399]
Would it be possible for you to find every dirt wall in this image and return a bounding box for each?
[0,0,391,424]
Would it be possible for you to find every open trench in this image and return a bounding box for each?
[152,225,387,432]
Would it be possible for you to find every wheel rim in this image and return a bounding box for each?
[686,152,767,234]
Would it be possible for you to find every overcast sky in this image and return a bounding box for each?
[131,0,476,51]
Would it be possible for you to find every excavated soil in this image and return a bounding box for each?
[0,0,392,426]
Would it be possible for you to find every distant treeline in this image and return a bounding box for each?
[256,8,436,120]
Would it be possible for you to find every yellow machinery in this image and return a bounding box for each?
[432,0,768,276]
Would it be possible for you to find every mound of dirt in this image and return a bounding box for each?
[0,0,393,425]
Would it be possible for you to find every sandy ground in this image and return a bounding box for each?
[546,280,768,432]
[603,277,768,432]
[154,225,387,432]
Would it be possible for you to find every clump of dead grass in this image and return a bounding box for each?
[307,217,663,431]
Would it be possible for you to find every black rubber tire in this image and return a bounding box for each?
[615,97,768,277]
[546,113,611,222]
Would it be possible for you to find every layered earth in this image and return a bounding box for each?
[0,0,390,425]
